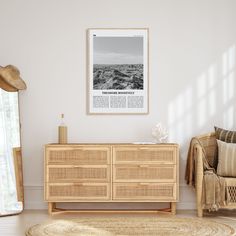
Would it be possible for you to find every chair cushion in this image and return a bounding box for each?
[215,126,236,143]
[217,139,236,177]
[213,127,236,169]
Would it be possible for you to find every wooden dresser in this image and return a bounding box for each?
[44,143,179,214]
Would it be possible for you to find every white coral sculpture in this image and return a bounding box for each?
[152,123,168,143]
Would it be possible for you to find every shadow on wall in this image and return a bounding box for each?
[167,45,236,197]
[168,44,236,146]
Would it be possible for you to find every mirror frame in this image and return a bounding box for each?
[0,91,24,217]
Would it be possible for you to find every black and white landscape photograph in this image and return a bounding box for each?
[88,29,148,114]
[93,36,144,90]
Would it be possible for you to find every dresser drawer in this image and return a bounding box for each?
[113,146,177,164]
[47,165,110,183]
[113,183,176,201]
[46,183,110,201]
[113,164,176,182]
[45,146,110,165]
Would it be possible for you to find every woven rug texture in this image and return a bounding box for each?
[26,216,235,236]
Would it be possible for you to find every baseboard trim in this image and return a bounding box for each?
[25,201,48,210]
[177,202,196,210]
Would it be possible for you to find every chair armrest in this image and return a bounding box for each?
[194,144,204,177]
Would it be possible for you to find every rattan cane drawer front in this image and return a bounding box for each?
[113,183,176,200]
[46,146,110,165]
[113,146,177,164]
[47,165,110,183]
[113,165,176,182]
[44,143,179,207]
[46,183,110,201]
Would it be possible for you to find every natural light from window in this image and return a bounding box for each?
[168,45,235,145]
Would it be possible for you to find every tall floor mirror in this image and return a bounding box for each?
[0,65,26,216]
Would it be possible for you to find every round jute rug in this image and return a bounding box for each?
[26,216,235,236]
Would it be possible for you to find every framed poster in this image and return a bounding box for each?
[87,28,149,114]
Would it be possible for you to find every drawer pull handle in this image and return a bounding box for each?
[73,166,83,168]
[139,148,149,150]
[139,183,151,186]
[139,165,149,168]
[73,183,84,186]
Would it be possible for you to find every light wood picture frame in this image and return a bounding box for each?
[87,28,149,115]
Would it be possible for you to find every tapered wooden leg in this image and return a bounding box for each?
[171,202,176,215]
[48,202,55,215]
[196,172,203,217]
[195,146,204,217]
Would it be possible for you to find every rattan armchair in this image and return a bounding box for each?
[193,132,236,217]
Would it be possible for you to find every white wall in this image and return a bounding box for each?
[1,0,236,210]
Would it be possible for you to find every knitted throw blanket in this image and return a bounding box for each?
[185,138,226,211]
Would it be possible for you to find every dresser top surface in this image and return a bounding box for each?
[45,143,179,147]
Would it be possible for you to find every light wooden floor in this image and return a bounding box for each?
[1,209,236,235]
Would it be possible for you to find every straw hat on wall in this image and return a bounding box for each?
[0,65,26,92]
